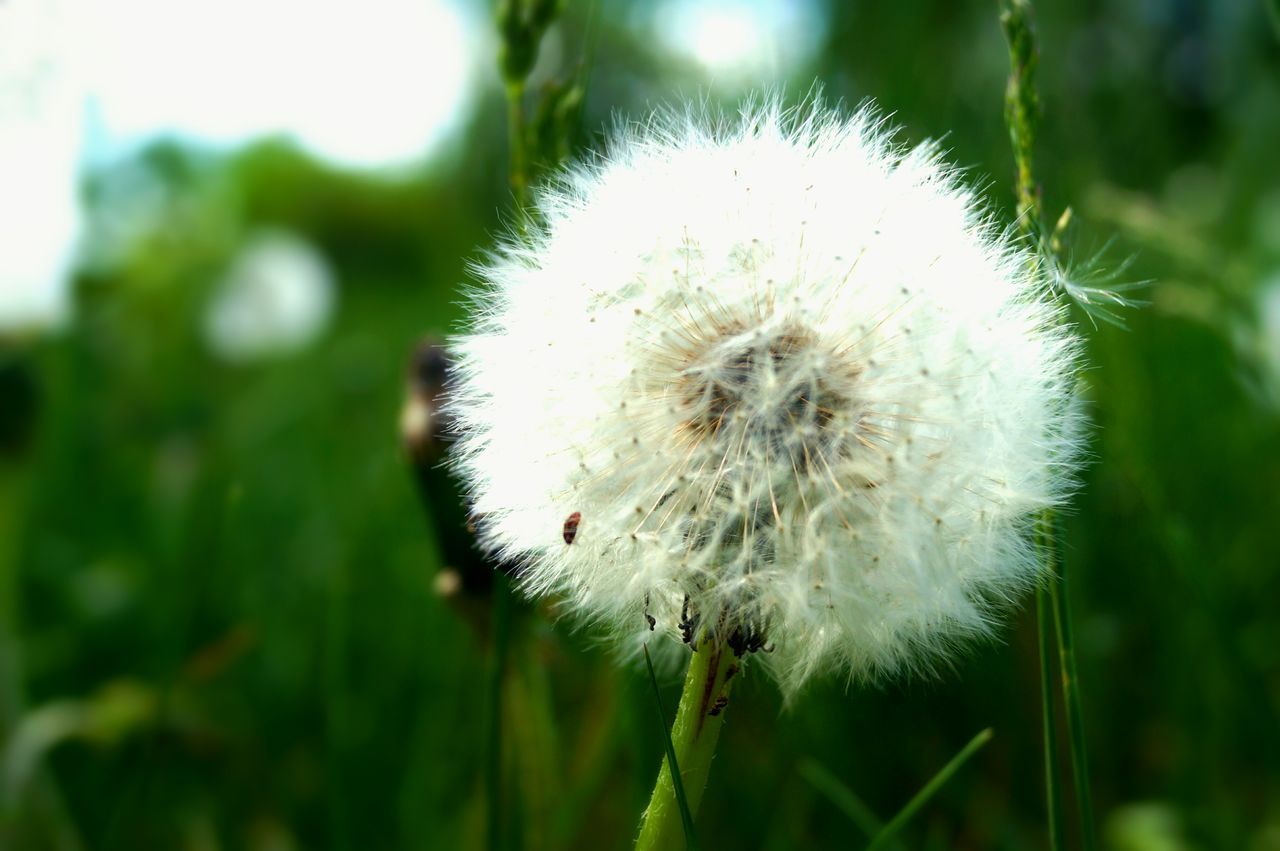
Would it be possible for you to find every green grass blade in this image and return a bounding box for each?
[486,574,513,851]
[797,759,885,841]
[865,729,994,851]
[642,644,699,851]
[1051,559,1097,850]
[1037,581,1067,851]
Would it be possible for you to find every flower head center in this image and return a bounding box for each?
[681,326,844,465]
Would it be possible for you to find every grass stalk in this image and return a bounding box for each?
[1049,532,1097,850]
[506,82,529,213]
[324,561,350,851]
[866,728,994,851]
[483,4,592,847]
[1036,562,1067,851]
[635,643,738,851]
[1000,0,1041,239]
[486,573,513,851]
[507,633,560,851]
[797,759,885,842]
[1000,3,1096,848]
[0,459,83,850]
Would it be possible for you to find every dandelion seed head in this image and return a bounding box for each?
[448,98,1084,693]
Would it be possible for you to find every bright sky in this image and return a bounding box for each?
[1,0,482,330]
[81,0,482,168]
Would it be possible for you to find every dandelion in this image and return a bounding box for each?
[448,99,1083,694]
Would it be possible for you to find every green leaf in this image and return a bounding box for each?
[643,644,698,851]
[798,759,887,843]
[865,728,994,851]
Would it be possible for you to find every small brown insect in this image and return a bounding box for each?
[562,512,582,545]
[708,696,730,717]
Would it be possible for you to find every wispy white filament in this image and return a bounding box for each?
[449,99,1083,691]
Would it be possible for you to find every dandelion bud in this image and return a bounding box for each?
[401,339,453,463]
[448,100,1083,691]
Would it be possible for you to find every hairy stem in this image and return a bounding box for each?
[635,644,738,851]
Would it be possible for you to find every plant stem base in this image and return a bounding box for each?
[635,642,739,851]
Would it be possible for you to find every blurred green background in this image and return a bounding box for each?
[2,1,1280,849]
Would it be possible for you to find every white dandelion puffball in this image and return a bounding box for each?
[449,101,1082,690]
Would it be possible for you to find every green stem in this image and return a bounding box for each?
[1049,532,1097,851]
[1000,0,1041,237]
[506,82,529,213]
[0,350,84,850]
[1036,527,1066,851]
[486,574,513,851]
[1001,4,1096,847]
[483,5,567,847]
[507,632,559,851]
[635,644,738,851]
[324,562,350,851]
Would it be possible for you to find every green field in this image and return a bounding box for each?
[3,2,1279,849]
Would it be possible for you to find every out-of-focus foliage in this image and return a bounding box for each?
[2,1,1278,849]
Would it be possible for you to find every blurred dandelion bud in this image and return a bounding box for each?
[0,347,40,456]
[401,339,453,463]
[448,99,1084,692]
[1259,277,1280,402]
[1237,272,1280,411]
[400,338,505,605]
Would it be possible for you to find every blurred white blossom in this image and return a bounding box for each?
[204,230,335,362]
[449,100,1084,691]
[1247,272,1280,408]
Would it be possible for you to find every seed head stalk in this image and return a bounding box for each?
[505,79,530,214]
[1000,1,1096,849]
[636,642,739,851]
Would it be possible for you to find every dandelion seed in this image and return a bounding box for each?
[448,98,1084,692]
